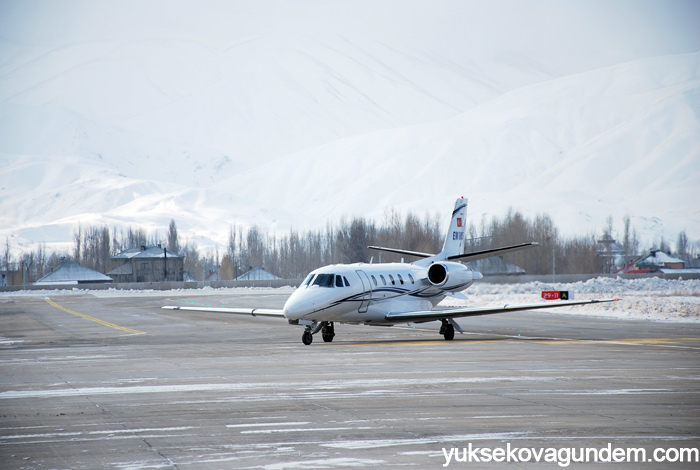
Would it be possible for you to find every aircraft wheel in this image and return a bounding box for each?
[321,323,335,342]
[443,324,455,341]
[302,331,313,345]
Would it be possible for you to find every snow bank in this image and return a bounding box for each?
[1,277,697,322]
[471,276,700,295]
[444,277,700,323]
[0,285,296,298]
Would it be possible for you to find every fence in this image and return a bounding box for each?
[1,272,698,293]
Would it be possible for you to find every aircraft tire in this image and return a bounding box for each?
[302,331,313,345]
[443,324,455,341]
[321,323,335,343]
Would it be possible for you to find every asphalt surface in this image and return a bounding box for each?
[1,290,699,469]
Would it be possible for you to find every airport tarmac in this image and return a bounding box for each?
[1,290,699,469]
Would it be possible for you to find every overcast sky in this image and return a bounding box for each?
[0,0,698,248]
[2,0,699,77]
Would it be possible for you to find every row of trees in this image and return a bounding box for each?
[1,222,184,284]
[219,210,444,280]
[2,209,696,284]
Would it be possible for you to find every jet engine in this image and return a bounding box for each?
[427,261,474,290]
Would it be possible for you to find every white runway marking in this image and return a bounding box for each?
[0,376,561,399]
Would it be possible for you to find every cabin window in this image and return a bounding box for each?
[380,275,386,285]
[312,273,334,287]
[408,273,415,284]
[343,276,350,287]
[335,275,344,287]
[397,274,404,285]
[389,274,395,285]
[371,275,378,286]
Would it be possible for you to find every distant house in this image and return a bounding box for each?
[635,250,684,272]
[235,267,280,281]
[108,244,183,283]
[35,261,113,286]
[618,250,685,274]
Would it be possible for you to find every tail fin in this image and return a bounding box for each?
[368,197,468,266]
[438,197,468,260]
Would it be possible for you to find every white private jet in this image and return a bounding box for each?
[163,198,618,345]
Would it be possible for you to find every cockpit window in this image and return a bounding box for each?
[335,275,344,287]
[302,274,315,287]
[343,276,350,287]
[312,273,335,287]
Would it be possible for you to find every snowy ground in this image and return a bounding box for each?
[442,277,700,323]
[1,277,698,323]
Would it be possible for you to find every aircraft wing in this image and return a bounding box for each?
[384,298,619,323]
[162,305,286,318]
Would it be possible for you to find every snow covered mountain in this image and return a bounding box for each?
[0,30,515,252]
[218,51,700,240]
[1,2,699,255]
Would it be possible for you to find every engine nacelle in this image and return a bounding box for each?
[427,262,474,290]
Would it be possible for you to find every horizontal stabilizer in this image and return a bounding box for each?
[367,246,433,259]
[368,242,539,263]
[447,242,539,262]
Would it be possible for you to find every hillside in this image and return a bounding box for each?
[0,26,698,253]
[226,52,700,241]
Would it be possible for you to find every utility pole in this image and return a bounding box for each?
[552,249,556,283]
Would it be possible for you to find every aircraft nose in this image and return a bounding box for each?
[282,286,328,320]
[283,302,298,320]
[283,291,308,320]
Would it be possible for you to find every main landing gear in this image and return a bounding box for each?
[321,322,335,343]
[439,319,455,341]
[301,321,335,345]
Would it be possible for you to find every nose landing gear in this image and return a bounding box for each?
[302,330,313,345]
[301,321,335,345]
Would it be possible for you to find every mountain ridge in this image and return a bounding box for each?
[1,42,698,253]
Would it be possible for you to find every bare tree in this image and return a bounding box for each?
[2,236,9,272]
[73,225,82,263]
[167,219,180,253]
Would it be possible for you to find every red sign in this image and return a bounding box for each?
[457,218,462,227]
[542,291,570,300]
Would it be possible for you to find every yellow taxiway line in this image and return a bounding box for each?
[44,298,145,335]
[336,337,700,349]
